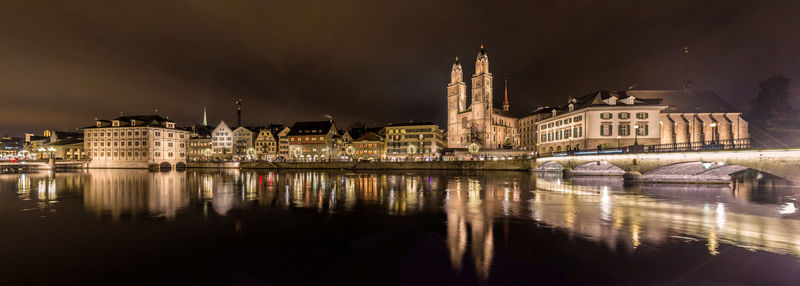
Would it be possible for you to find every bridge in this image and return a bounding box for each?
[533,148,800,184]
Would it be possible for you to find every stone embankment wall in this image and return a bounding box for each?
[187,162,240,169]
[238,160,531,171]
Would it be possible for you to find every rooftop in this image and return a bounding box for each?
[287,121,335,136]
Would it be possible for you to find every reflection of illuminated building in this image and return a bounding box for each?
[531,173,800,257]
[84,170,188,220]
[444,176,509,280]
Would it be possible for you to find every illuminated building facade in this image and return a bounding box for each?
[535,91,664,154]
[83,115,190,168]
[277,126,291,159]
[254,124,286,160]
[518,107,554,152]
[211,121,234,157]
[347,131,385,161]
[287,120,339,162]
[232,126,257,159]
[384,122,446,161]
[447,45,519,150]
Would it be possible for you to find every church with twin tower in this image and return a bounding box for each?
[447,45,519,150]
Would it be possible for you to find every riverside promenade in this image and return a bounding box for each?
[188,160,532,171]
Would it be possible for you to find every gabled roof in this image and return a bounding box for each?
[214,121,232,131]
[355,132,383,142]
[235,126,261,133]
[287,121,335,136]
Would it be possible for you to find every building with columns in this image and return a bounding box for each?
[447,46,519,151]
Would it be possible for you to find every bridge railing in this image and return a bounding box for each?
[645,138,751,153]
[539,138,751,158]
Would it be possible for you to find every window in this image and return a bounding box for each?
[601,124,613,136]
[618,112,630,119]
[600,113,612,120]
[636,123,649,136]
[636,112,649,119]
[618,124,630,136]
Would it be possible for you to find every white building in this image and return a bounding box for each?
[84,115,190,169]
[535,91,664,154]
[211,121,234,158]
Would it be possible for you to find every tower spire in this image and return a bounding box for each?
[503,77,509,112]
[203,106,207,126]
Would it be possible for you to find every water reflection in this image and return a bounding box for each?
[536,174,800,258]
[1,169,799,282]
[83,170,189,220]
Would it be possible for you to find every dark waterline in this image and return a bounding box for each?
[0,169,799,285]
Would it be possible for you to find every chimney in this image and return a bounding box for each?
[235,99,242,127]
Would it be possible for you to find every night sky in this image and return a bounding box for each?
[2,0,799,135]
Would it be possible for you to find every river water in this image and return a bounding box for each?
[1,169,799,285]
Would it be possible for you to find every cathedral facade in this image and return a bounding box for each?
[447,46,519,150]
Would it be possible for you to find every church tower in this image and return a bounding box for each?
[447,57,467,147]
[470,45,493,148]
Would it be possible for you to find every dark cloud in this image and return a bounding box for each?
[1,0,799,135]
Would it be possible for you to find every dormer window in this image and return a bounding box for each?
[622,96,635,105]
[131,120,137,126]
[166,122,175,129]
[607,96,617,106]
[96,122,102,127]
[112,120,120,127]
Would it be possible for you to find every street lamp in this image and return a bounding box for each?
[616,135,621,149]
[709,122,718,144]
[633,125,640,146]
